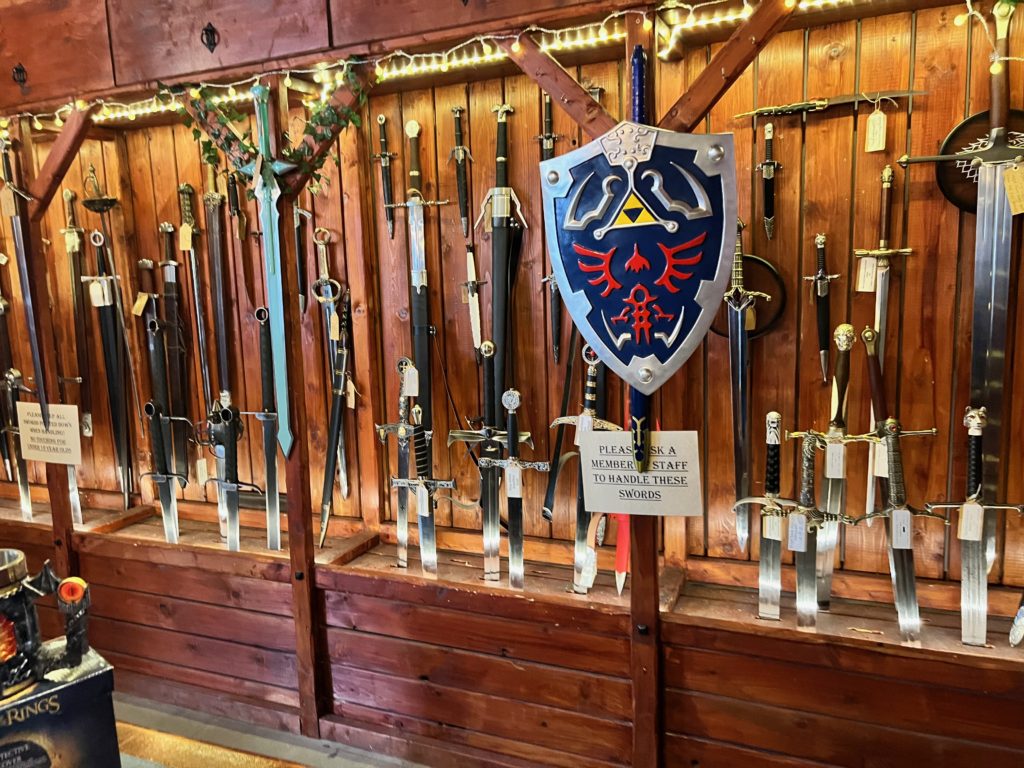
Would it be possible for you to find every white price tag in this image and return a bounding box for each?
[574,412,593,446]
[178,223,193,252]
[856,256,877,292]
[873,442,889,478]
[416,484,430,517]
[401,364,419,398]
[958,501,985,542]
[763,515,782,541]
[787,512,808,552]
[506,464,523,499]
[891,508,912,549]
[195,456,209,485]
[345,378,356,409]
[825,443,846,479]
[864,108,887,153]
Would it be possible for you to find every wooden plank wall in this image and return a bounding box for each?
[0,3,1021,591]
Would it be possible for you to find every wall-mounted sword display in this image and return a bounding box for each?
[60,190,92,437]
[450,106,473,238]
[373,114,397,240]
[926,408,1022,646]
[804,234,839,383]
[899,0,1017,572]
[735,89,924,118]
[757,123,779,239]
[319,288,352,548]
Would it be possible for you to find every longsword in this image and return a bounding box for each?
[757,123,779,239]
[803,234,839,383]
[450,106,473,238]
[725,218,771,551]
[61,190,92,437]
[255,307,281,550]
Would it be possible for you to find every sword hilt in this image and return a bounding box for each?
[965,406,986,500]
[373,114,396,163]
[503,389,521,460]
[758,123,778,171]
[765,411,782,496]
[62,189,81,231]
[830,324,855,429]
[178,183,197,230]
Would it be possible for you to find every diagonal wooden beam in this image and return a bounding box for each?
[178,93,257,172]
[27,105,100,221]
[658,0,796,132]
[498,35,617,139]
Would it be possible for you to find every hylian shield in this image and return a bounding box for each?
[540,121,736,395]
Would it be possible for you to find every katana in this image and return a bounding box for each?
[732,412,797,620]
[450,106,473,238]
[925,408,1022,646]
[372,114,397,240]
[319,289,352,548]
[159,222,190,485]
[460,245,484,356]
[1,369,33,519]
[243,83,297,457]
[378,357,416,568]
[785,429,824,630]
[82,231,132,508]
[850,326,938,644]
[178,183,213,420]
[226,172,258,311]
[757,123,779,239]
[0,139,48,430]
[550,345,621,594]
[899,0,1016,571]
[293,206,312,315]
[255,307,281,550]
[735,89,924,118]
[817,324,856,610]
[725,218,771,551]
[536,93,563,362]
[804,234,839,383]
[854,165,911,525]
[479,389,549,590]
[61,190,92,437]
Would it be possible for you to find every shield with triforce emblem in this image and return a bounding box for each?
[540,122,736,395]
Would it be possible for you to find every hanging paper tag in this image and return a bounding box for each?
[178,223,193,252]
[574,412,593,446]
[864,108,887,153]
[0,252,10,266]
[825,443,846,479]
[345,378,356,409]
[63,230,81,254]
[872,442,889,478]
[958,501,984,541]
[131,292,150,317]
[763,515,782,541]
[506,464,523,499]
[195,456,209,486]
[788,512,808,552]
[1003,165,1024,215]
[416,484,430,517]
[88,280,105,306]
[401,364,419,398]
[0,186,15,218]
[856,256,877,292]
[329,311,340,341]
[890,507,912,549]
[745,307,756,332]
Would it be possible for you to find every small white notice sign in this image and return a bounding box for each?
[578,430,701,516]
[16,403,82,466]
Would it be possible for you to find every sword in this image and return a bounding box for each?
[0,139,48,430]
[450,106,473,238]
[854,165,912,524]
[144,397,179,543]
[226,172,257,311]
[785,430,824,630]
[208,399,242,551]
[372,115,397,240]
[53,350,84,526]
[536,93,563,362]
[817,324,856,610]
[804,234,839,383]
[311,227,343,396]
[479,389,549,590]
[61,190,92,437]
[541,328,580,520]
[460,245,484,356]
[293,206,312,315]
[757,123,779,239]
[243,83,297,457]
[899,1,1015,570]
[136,259,173,483]
[925,408,1022,646]
[178,183,213,419]
[0,279,14,481]
[255,307,281,550]
[550,345,621,594]
[378,357,416,568]
[158,222,190,486]
[725,218,771,551]
[732,412,797,620]
[1,369,32,520]
[204,162,231,401]
[319,289,352,548]
[735,89,925,118]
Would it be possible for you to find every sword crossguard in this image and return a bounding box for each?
[732,495,799,516]
[854,504,947,525]
[854,246,913,260]
[390,476,456,492]
[843,426,937,444]
[141,470,188,486]
[723,285,771,309]
[478,456,550,472]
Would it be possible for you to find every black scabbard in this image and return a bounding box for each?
[205,186,230,393]
[160,224,189,484]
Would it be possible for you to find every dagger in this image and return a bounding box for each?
[450,106,473,238]
[373,114,397,240]
[736,89,925,118]
[757,123,779,240]
[804,234,839,383]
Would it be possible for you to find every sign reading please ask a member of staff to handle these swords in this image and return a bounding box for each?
[579,431,702,516]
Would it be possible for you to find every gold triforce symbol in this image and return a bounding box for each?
[611,192,659,229]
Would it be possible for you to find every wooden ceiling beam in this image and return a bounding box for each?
[26,104,99,221]
[497,35,617,140]
[658,0,796,132]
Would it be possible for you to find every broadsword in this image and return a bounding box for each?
[244,84,297,457]
[319,289,351,548]
[854,165,911,524]
[785,429,825,629]
[732,412,797,620]
[255,307,281,550]
[377,357,415,568]
[803,234,839,383]
[550,345,621,594]
[372,115,397,240]
[159,222,190,485]
[61,190,92,437]
[536,93,563,362]
[925,408,1022,646]
[450,106,473,238]
[1,369,33,520]
[757,123,779,239]
[817,324,856,610]
[725,218,771,552]
[479,389,549,590]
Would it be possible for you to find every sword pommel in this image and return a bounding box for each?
[481,340,495,358]
[964,406,987,435]
[881,164,894,186]
[404,120,421,139]
[834,323,855,352]
[861,326,878,354]
[377,114,387,125]
[451,106,465,117]
[493,104,513,121]
[502,389,521,413]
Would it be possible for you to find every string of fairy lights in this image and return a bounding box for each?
[0,0,1010,133]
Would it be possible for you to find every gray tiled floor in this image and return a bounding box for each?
[115,695,427,768]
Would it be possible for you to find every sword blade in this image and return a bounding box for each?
[263,417,281,551]
[960,538,987,646]
[572,464,588,594]
[67,466,83,526]
[508,495,524,590]
[396,443,410,568]
[759,515,782,619]
[886,519,921,643]
[728,307,753,550]
[156,478,180,544]
[795,529,818,629]
[818,476,845,610]
[481,457,500,580]
[9,216,48,430]
[417,483,438,577]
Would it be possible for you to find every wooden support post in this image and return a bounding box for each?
[27,106,99,222]
[12,120,76,578]
[498,35,617,139]
[658,0,796,132]
[627,19,662,768]
[269,78,326,738]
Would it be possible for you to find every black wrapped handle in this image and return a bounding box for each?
[765,411,782,496]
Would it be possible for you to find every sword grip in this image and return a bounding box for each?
[765,411,782,496]
[542,95,553,141]
[178,183,196,227]
[862,327,888,425]
[631,44,647,124]
[879,166,894,249]
[967,432,984,500]
[763,126,774,164]
[227,172,241,217]
[256,307,274,413]
[161,224,176,266]
[886,430,906,508]
[406,122,422,195]
[0,142,14,186]
[137,259,156,296]
[507,408,519,459]
[992,7,1011,137]
[453,108,465,148]
[482,340,495,428]
[495,111,510,188]
[798,432,817,509]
